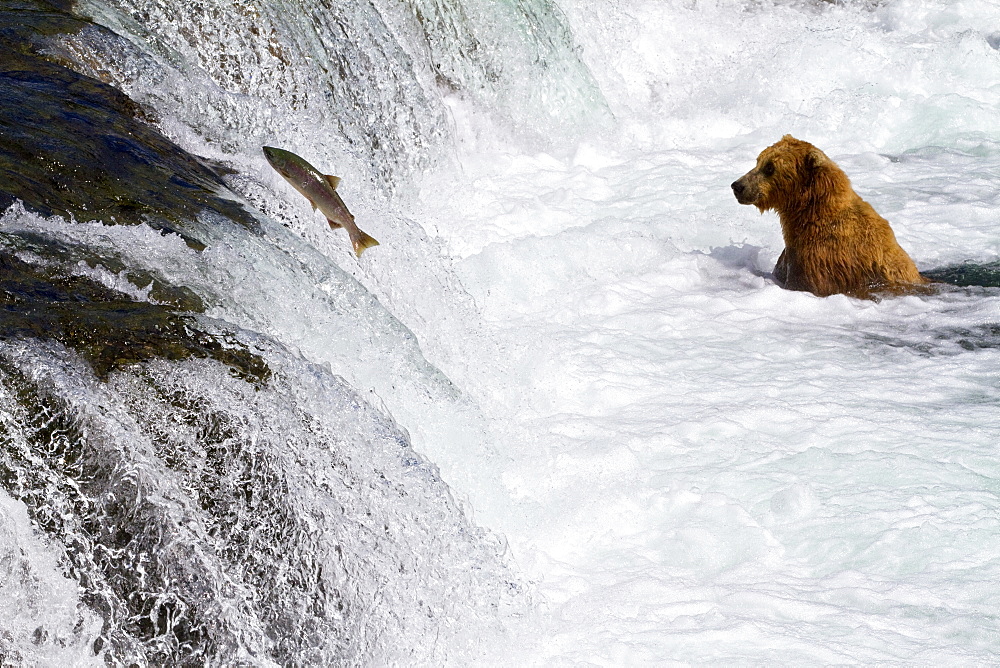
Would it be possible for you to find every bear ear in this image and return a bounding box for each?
[805,147,826,168]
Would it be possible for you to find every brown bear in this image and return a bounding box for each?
[731,135,928,299]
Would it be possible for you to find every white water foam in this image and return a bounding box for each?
[29,0,1000,663]
[395,0,1000,663]
[0,489,104,666]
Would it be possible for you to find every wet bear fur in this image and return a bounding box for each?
[732,135,927,299]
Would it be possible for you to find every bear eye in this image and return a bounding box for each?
[761,161,775,177]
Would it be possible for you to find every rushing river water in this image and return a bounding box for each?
[3,0,1000,664]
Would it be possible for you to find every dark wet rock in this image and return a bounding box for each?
[923,261,1000,288]
[0,243,270,382]
[0,0,270,384]
[0,0,259,249]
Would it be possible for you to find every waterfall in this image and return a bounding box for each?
[11,0,998,663]
[68,0,607,184]
[0,0,604,662]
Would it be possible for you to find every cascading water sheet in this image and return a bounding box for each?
[0,0,555,662]
[4,0,1000,664]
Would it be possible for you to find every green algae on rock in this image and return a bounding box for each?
[0,244,270,383]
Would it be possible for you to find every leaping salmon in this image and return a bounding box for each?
[262,146,379,257]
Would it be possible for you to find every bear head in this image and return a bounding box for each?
[731,135,848,216]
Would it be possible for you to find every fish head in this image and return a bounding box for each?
[262,146,296,174]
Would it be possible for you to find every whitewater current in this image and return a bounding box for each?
[3,0,1000,665]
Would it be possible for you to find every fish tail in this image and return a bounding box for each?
[352,229,380,257]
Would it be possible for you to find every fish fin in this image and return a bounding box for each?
[324,174,341,190]
[326,218,343,229]
[352,230,380,257]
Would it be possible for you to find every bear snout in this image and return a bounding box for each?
[731,178,755,205]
